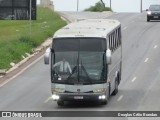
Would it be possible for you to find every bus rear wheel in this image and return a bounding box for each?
[112,77,118,95]
[101,100,107,105]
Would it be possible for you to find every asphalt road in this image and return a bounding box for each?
[0,11,160,119]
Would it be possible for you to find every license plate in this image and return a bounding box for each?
[74,96,83,99]
[154,16,158,18]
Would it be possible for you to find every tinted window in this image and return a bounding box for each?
[53,38,78,51]
[149,5,160,11]
[53,38,106,52]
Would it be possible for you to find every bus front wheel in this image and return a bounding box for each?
[112,77,118,95]
[57,100,64,106]
[101,100,107,105]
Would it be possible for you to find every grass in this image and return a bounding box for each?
[0,7,67,69]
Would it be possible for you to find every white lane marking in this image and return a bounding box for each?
[122,27,127,30]
[144,58,149,63]
[0,55,44,88]
[154,45,158,49]
[44,97,52,103]
[117,95,123,101]
[131,77,136,82]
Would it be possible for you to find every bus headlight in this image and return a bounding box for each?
[147,11,151,15]
[52,94,59,100]
[93,88,106,93]
[99,95,106,100]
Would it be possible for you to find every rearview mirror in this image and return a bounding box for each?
[106,49,111,64]
[44,48,51,64]
[146,9,148,11]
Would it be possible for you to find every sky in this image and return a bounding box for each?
[37,0,160,12]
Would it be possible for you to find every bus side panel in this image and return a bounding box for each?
[108,46,122,94]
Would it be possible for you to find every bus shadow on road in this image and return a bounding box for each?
[58,101,107,108]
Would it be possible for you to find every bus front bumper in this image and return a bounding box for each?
[52,93,107,101]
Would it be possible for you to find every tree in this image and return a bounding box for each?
[100,0,105,8]
[84,1,112,12]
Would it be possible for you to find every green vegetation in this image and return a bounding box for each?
[84,1,112,12]
[0,7,67,69]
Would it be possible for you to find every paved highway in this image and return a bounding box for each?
[0,11,160,119]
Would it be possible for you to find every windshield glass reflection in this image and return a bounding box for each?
[51,38,106,84]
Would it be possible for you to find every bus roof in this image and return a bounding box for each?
[53,19,121,38]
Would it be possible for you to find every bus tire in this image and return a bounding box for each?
[112,77,118,95]
[57,100,64,106]
[101,100,107,105]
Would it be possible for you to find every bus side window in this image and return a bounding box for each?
[113,32,116,51]
[109,35,112,50]
[111,33,114,52]
[114,31,117,50]
[118,27,121,45]
[116,29,119,48]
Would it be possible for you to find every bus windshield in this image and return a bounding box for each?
[51,38,106,85]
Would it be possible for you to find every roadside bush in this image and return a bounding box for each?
[84,2,112,12]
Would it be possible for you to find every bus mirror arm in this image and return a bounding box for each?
[51,48,54,53]
[44,48,51,64]
[106,49,111,64]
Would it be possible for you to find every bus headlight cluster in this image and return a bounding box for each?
[93,88,106,93]
[54,88,65,93]
[99,95,106,100]
[52,94,59,100]
[147,11,151,15]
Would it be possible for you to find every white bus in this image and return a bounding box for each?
[44,19,122,106]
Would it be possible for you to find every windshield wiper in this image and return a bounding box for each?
[67,65,77,80]
[66,65,77,83]
[80,60,93,84]
[66,60,93,84]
